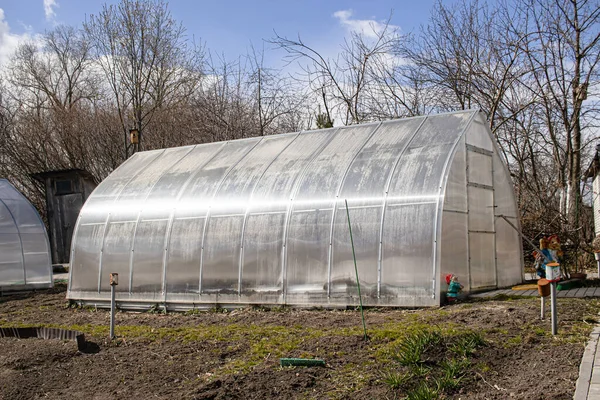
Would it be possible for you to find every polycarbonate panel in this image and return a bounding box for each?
[201,135,296,294]
[124,145,222,297]
[0,233,23,284]
[165,217,204,294]
[131,219,169,294]
[201,216,243,292]
[70,223,104,291]
[440,211,469,290]
[165,139,261,296]
[290,125,378,211]
[0,179,52,290]
[337,118,425,196]
[250,130,336,204]
[381,203,436,296]
[78,151,164,225]
[241,212,286,292]
[100,221,136,292]
[287,124,378,293]
[210,135,297,217]
[468,186,494,232]
[0,201,18,233]
[111,147,193,223]
[0,180,23,200]
[21,233,50,283]
[467,151,493,186]
[331,205,380,296]
[23,253,51,283]
[331,118,425,296]
[286,209,331,292]
[146,143,224,202]
[2,199,45,233]
[242,129,337,293]
[137,143,226,297]
[493,152,518,218]
[0,198,22,284]
[443,137,467,212]
[21,232,48,254]
[175,138,261,221]
[387,113,473,205]
[469,232,496,288]
[466,117,494,151]
[495,217,522,287]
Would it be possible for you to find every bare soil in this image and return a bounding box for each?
[0,284,598,399]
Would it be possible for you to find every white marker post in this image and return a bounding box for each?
[109,273,118,339]
[541,296,546,320]
[537,278,550,320]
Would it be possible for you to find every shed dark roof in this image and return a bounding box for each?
[31,169,96,183]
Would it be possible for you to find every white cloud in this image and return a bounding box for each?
[0,8,37,66]
[43,0,58,21]
[333,9,398,39]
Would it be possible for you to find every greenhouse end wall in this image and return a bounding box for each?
[0,179,53,291]
[439,114,523,296]
[67,110,523,309]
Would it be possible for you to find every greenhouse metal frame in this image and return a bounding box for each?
[67,110,523,309]
[0,179,53,291]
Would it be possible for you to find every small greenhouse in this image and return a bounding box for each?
[67,110,523,309]
[0,179,53,291]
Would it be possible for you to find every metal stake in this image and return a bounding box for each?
[345,199,368,341]
[109,273,118,339]
[550,282,557,335]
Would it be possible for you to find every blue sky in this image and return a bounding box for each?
[0,0,438,65]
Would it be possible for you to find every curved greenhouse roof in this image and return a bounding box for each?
[0,179,53,291]
[68,110,523,309]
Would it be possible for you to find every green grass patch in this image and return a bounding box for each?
[383,328,486,398]
[406,381,439,400]
[394,330,441,366]
[382,370,412,390]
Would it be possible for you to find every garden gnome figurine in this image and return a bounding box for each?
[547,235,563,263]
[536,235,563,279]
[532,250,545,278]
[446,274,464,303]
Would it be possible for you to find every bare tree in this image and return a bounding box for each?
[271,16,402,125]
[84,0,204,157]
[246,44,308,135]
[7,25,97,111]
[518,0,600,234]
[2,25,106,199]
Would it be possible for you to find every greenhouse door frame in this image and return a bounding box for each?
[465,139,498,291]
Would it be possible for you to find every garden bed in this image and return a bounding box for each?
[0,283,598,399]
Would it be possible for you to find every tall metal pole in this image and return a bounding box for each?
[551,282,558,335]
[109,273,118,339]
[110,285,115,339]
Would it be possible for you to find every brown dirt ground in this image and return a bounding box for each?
[0,284,599,399]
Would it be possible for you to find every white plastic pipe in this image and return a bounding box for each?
[540,296,545,320]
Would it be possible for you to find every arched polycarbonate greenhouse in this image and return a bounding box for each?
[0,179,53,291]
[67,110,523,309]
